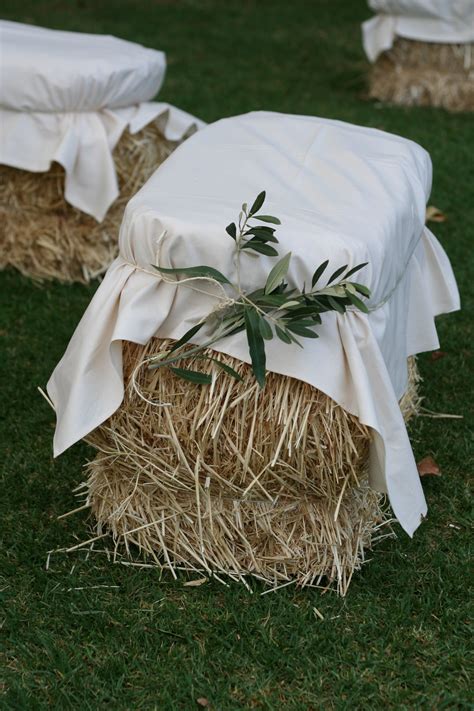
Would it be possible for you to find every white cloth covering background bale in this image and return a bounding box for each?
[0,121,180,283]
[362,0,474,62]
[0,20,205,220]
[362,1,474,111]
[0,21,205,282]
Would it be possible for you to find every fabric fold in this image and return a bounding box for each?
[0,104,205,221]
[337,311,427,536]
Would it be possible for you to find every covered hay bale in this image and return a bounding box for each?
[83,339,421,595]
[368,37,474,111]
[0,122,177,283]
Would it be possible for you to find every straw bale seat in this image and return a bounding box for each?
[369,38,474,111]
[0,123,177,283]
[0,20,202,282]
[47,111,460,594]
[363,1,474,111]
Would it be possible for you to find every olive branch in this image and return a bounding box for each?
[149,191,371,388]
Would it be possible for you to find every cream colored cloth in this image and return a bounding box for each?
[0,21,205,220]
[363,0,474,61]
[47,111,460,537]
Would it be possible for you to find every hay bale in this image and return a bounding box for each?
[82,339,421,595]
[368,37,474,111]
[0,122,177,283]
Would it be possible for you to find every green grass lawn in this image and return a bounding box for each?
[1,1,473,708]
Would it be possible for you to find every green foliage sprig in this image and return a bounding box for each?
[150,191,371,388]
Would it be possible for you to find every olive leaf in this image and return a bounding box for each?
[344,262,368,279]
[259,317,273,340]
[283,305,321,319]
[286,322,319,338]
[169,322,205,353]
[205,358,243,381]
[257,293,290,308]
[327,296,346,313]
[153,264,231,285]
[317,284,346,298]
[345,291,369,313]
[327,264,348,285]
[244,227,279,243]
[352,282,371,297]
[275,324,292,344]
[244,307,266,388]
[226,222,237,240]
[242,241,279,256]
[253,215,281,225]
[249,191,266,216]
[311,259,329,288]
[264,252,291,295]
[169,367,212,384]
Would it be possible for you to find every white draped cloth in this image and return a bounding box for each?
[47,111,460,537]
[362,0,474,62]
[0,21,205,220]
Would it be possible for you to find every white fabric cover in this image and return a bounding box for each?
[0,21,205,220]
[363,0,474,62]
[47,111,460,537]
[0,20,167,112]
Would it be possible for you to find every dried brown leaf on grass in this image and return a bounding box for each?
[417,456,441,477]
[426,206,447,223]
[430,350,447,361]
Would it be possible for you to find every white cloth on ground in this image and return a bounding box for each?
[0,20,205,220]
[47,111,460,537]
[362,0,474,62]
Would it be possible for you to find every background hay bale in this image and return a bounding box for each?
[0,123,177,283]
[82,339,421,595]
[368,38,474,112]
